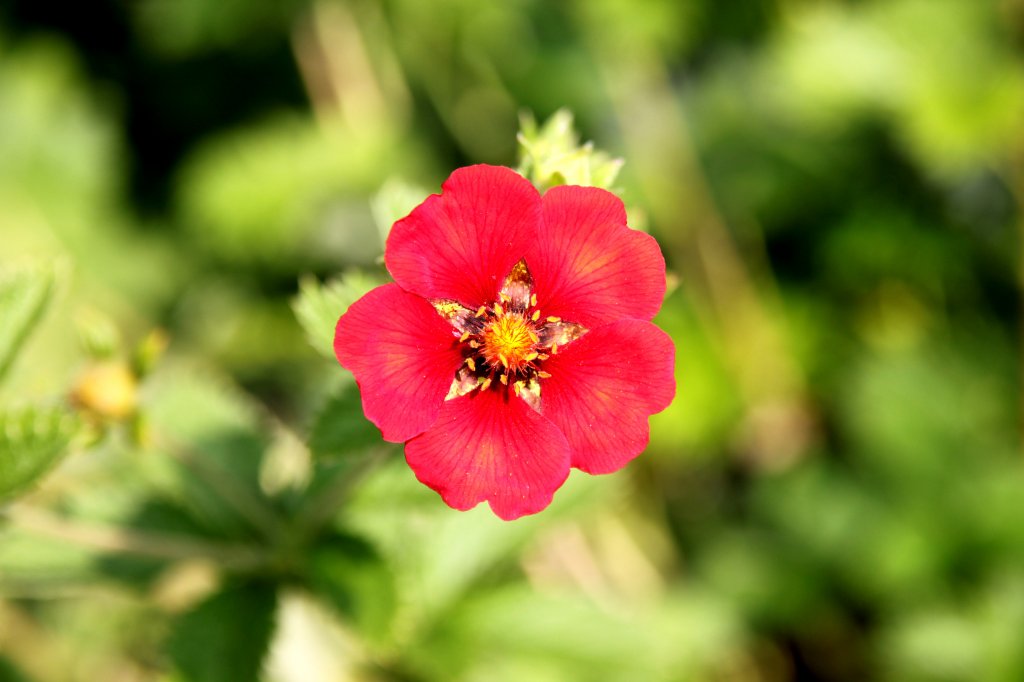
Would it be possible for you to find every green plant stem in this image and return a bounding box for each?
[3,505,270,571]
[162,435,289,543]
[1005,147,1024,449]
[293,447,389,543]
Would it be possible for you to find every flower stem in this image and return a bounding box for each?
[162,435,289,543]
[293,447,390,543]
[3,505,270,571]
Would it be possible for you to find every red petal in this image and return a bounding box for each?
[385,165,542,309]
[539,319,675,474]
[529,186,666,327]
[405,389,572,520]
[334,284,463,443]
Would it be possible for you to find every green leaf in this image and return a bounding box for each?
[370,177,429,244]
[292,272,384,359]
[0,406,78,503]
[0,261,59,383]
[145,365,273,539]
[307,532,396,641]
[0,525,98,592]
[413,585,739,682]
[345,466,608,626]
[177,115,410,270]
[94,499,214,588]
[0,654,30,682]
[308,382,382,460]
[167,580,278,682]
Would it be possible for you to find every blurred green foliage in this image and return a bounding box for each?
[0,0,1022,680]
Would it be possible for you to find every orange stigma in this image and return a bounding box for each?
[481,314,538,374]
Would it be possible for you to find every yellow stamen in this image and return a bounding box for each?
[531,310,540,321]
[551,343,558,355]
[499,373,508,385]
[547,316,561,323]
[493,303,503,315]
[465,357,476,371]
[537,371,551,379]
[475,305,488,317]
[530,293,537,307]
[459,331,471,342]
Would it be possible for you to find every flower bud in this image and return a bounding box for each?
[71,361,138,420]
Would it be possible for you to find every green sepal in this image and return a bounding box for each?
[517,109,624,193]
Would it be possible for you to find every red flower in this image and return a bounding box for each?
[334,165,675,520]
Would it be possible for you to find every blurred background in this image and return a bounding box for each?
[0,0,1022,680]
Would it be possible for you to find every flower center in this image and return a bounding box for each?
[481,313,538,374]
[431,259,588,407]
